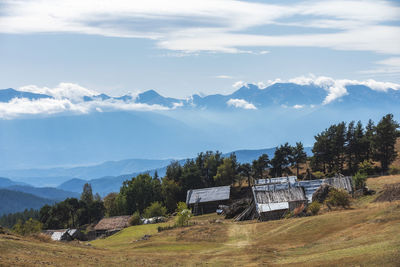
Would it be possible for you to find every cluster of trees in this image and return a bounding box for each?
[103,144,308,216]
[311,114,399,175]
[0,209,39,228]
[39,183,105,229]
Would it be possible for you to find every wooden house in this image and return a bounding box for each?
[186,186,231,215]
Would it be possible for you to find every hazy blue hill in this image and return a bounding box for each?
[0,177,27,188]
[57,178,87,193]
[5,185,79,201]
[0,159,174,180]
[0,88,52,102]
[0,111,210,170]
[0,189,55,216]
[58,175,133,196]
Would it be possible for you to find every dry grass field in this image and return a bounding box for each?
[1,175,400,267]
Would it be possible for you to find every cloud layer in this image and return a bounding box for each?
[1,0,399,56]
[1,76,399,118]
[0,83,169,119]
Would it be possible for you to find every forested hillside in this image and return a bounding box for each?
[0,189,55,216]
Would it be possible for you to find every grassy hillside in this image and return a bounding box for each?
[1,175,400,266]
[0,189,55,216]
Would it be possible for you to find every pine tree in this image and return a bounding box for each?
[373,114,400,172]
[292,142,307,177]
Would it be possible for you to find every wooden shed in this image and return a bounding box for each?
[186,186,231,215]
[94,215,131,237]
[252,186,307,221]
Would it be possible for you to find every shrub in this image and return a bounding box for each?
[325,189,351,210]
[389,167,400,175]
[176,202,192,227]
[312,171,325,179]
[157,225,177,232]
[12,218,42,236]
[353,171,367,190]
[358,160,374,175]
[143,202,167,218]
[308,201,321,215]
[129,211,142,226]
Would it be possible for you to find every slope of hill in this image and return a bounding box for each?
[0,177,27,188]
[0,189,55,216]
[1,175,399,266]
[0,158,173,180]
[5,185,79,201]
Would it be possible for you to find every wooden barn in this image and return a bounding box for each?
[93,215,131,238]
[186,186,231,215]
[252,186,307,221]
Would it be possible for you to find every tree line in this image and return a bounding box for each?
[311,114,399,175]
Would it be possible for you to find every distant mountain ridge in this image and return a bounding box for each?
[2,82,399,110]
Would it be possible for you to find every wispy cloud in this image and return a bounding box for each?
[293,104,304,109]
[359,57,400,75]
[227,98,257,110]
[0,0,399,55]
[216,75,233,79]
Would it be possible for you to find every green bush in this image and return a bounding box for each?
[389,167,400,175]
[308,201,321,215]
[358,160,374,175]
[325,189,351,210]
[175,202,192,227]
[12,218,42,236]
[353,171,367,190]
[129,211,142,226]
[143,202,167,218]
[312,171,325,179]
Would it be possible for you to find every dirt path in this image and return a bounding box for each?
[226,222,256,248]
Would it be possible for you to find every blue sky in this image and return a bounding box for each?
[0,0,399,98]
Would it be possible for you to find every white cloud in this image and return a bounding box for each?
[226,98,257,110]
[232,81,248,89]
[0,0,399,55]
[172,102,184,109]
[293,104,304,109]
[19,83,98,102]
[216,75,233,79]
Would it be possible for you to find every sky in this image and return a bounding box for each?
[1,0,400,98]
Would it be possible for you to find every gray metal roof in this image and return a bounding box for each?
[186,186,230,205]
[296,176,353,202]
[255,176,298,185]
[252,187,306,213]
[254,176,353,203]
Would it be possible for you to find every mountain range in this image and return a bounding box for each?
[0,81,398,171]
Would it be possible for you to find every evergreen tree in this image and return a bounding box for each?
[238,163,252,188]
[271,143,293,177]
[292,142,307,177]
[252,154,270,180]
[373,114,400,172]
[81,183,94,204]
